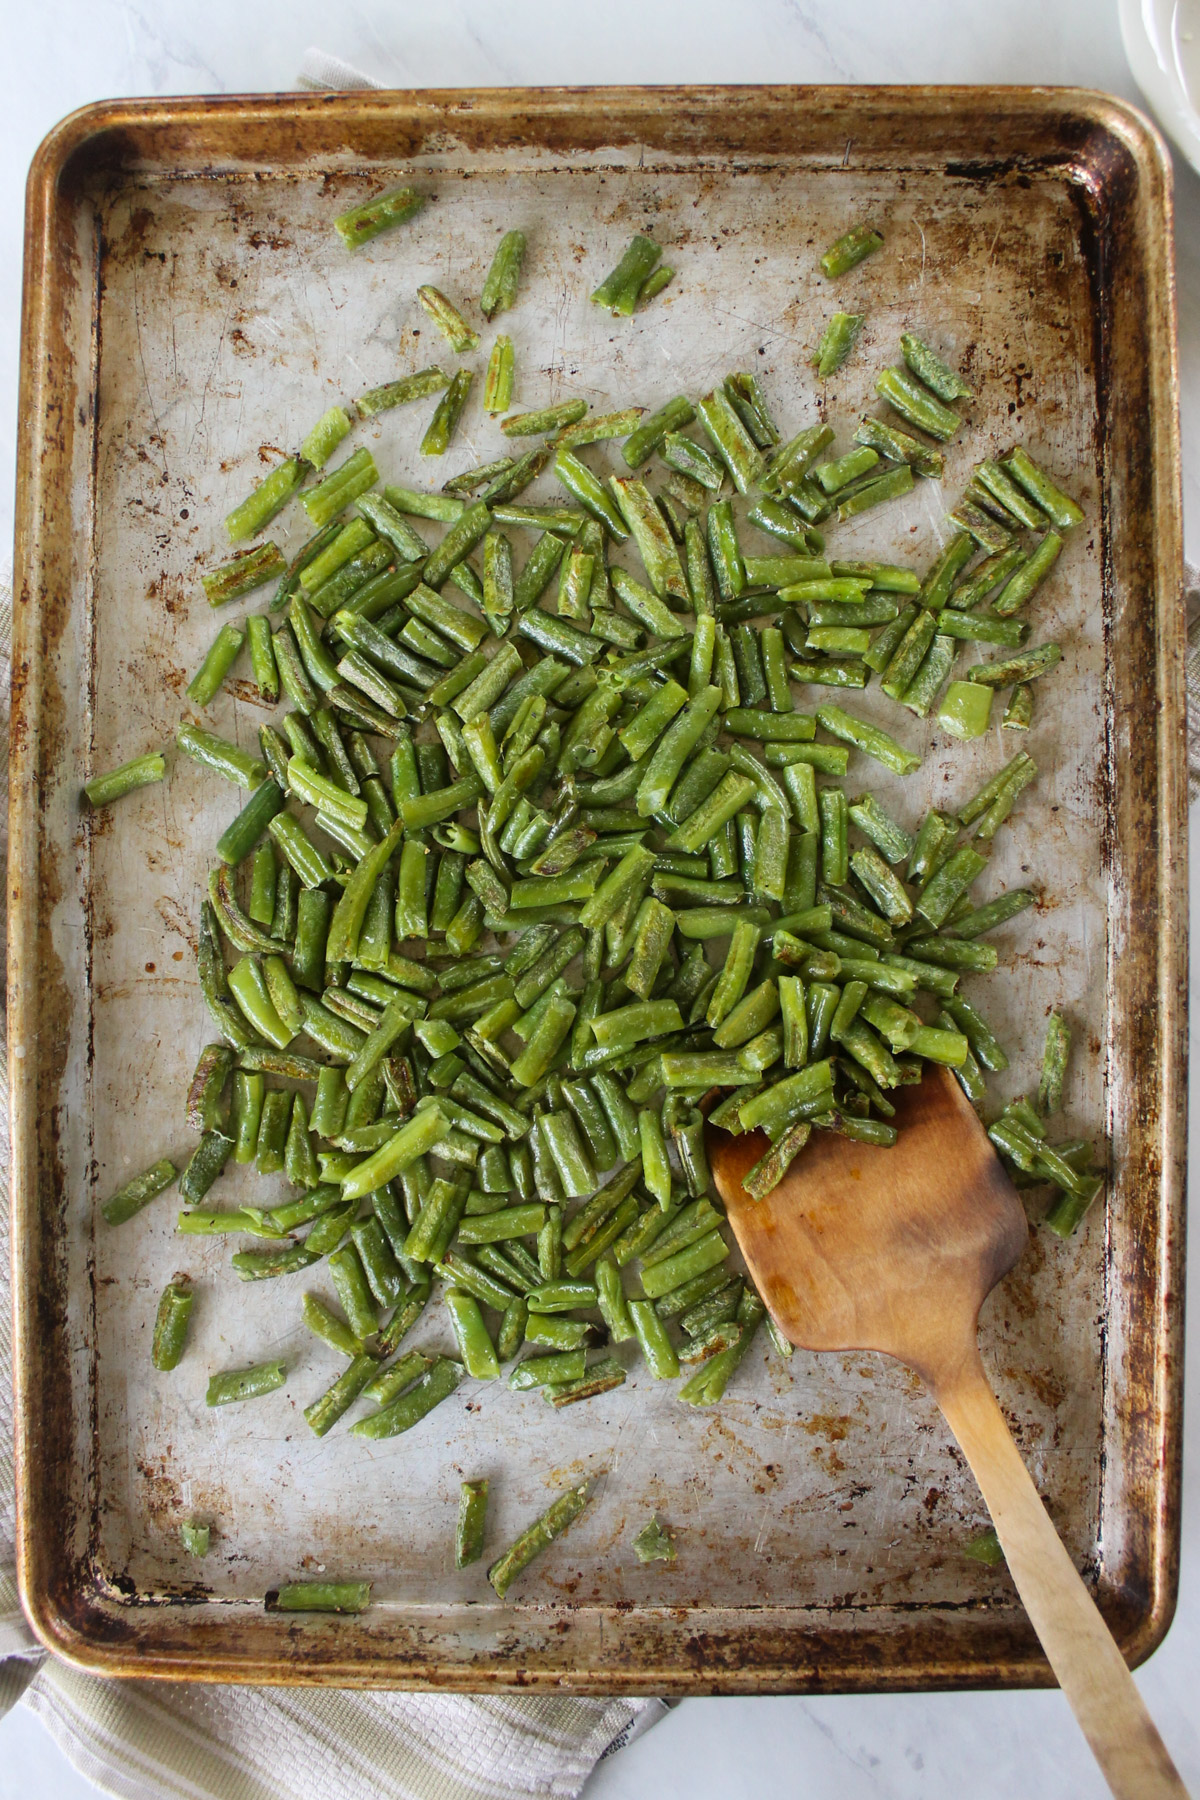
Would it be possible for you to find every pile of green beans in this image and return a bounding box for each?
[92,215,1104,1498]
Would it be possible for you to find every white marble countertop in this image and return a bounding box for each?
[0,4,1197,1798]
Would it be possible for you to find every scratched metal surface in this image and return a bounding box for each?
[88,157,1103,1599]
[10,90,1184,1688]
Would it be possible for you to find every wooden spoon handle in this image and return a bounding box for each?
[938,1357,1188,1800]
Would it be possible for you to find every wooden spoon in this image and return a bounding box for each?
[707,1063,1187,1800]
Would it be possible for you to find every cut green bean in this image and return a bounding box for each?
[820,225,883,277]
[813,311,864,377]
[591,235,662,315]
[206,1360,287,1406]
[151,1281,193,1371]
[84,751,167,809]
[421,370,473,457]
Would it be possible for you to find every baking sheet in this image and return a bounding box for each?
[10,87,1185,1690]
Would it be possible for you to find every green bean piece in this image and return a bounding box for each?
[503,399,588,439]
[271,625,319,715]
[693,388,764,496]
[416,284,480,354]
[844,795,911,867]
[83,748,168,809]
[629,1109,667,1209]
[820,225,883,278]
[978,457,1050,525]
[899,332,974,401]
[223,449,309,543]
[814,703,922,777]
[207,538,294,604]
[834,461,915,520]
[187,621,246,707]
[352,1355,464,1439]
[444,1290,501,1380]
[177,1521,210,1558]
[334,182,425,249]
[585,1256,633,1344]
[445,457,513,501]
[634,264,674,307]
[610,481,689,601]
[324,1241,376,1343]
[949,498,1014,556]
[591,234,662,314]
[339,1107,450,1205]
[363,1324,432,1389]
[892,622,957,705]
[227,1066,265,1163]
[510,1350,586,1391]
[936,680,992,740]
[184,1042,232,1135]
[850,416,943,480]
[711,977,780,1050]
[626,1515,676,1568]
[206,1359,287,1406]
[557,546,595,622]
[639,1230,728,1300]
[812,311,865,377]
[476,337,516,420]
[238,623,278,712]
[1044,1173,1104,1237]
[272,1581,375,1621]
[957,751,1035,828]
[352,368,448,427]
[227,955,291,1051]
[663,772,757,856]
[876,367,961,442]
[457,1204,547,1246]
[639,1198,724,1268]
[301,1292,363,1358]
[718,372,776,448]
[1037,1011,1071,1115]
[813,783,846,885]
[452,1478,491,1572]
[941,994,1009,1074]
[813,446,879,497]
[533,1110,593,1198]
[988,533,1064,621]
[350,1217,405,1309]
[629,1298,680,1378]
[552,446,627,541]
[495,1296,528,1361]
[849,841,913,924]
[659,431,723,493]
[420,369,473,457]
[298,447,378,531]
[551,1080,612,1172]
[299,517,374,595]
[539,1354,625,1403]
[471,222,527,315]
[1003,447,1084,530]
[174,1122,233,1204]
[487,1480,593,1597]
[178,723,268,793]
[302,1353,377,1438]
[788,657,868,690]
[757,627,792,714]
[151,1281,193,1372]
